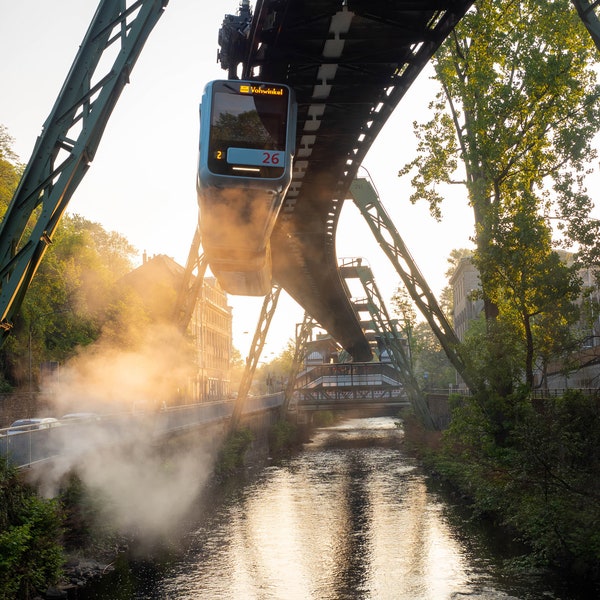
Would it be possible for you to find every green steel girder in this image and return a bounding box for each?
[231,284,282,430]
[280,310,319,418]
[339,257,435,429]
[339,259,408,370]
[174,225,208,332]
[0,0,168,340]
[349,177,477,394]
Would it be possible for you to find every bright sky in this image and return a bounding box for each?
[0,1,480,359]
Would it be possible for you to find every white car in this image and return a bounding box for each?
[7,418,60,434]
[61,412,101,423]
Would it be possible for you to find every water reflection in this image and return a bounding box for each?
[83,417,593,599]
[152,417,504,599]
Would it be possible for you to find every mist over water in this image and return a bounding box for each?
[81,417,593,600]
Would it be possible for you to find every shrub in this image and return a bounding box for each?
[0,458,64,598]
[214,428,254,479]
[269,420,299,458]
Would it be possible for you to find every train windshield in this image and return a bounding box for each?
[208,81,290,177]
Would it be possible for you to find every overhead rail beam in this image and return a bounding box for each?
[236,0,476,361]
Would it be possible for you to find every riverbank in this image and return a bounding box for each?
[31,406,600,598]
[399,403,600,596]
[68,416,552,599]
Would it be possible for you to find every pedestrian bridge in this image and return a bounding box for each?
[294,362,409,415]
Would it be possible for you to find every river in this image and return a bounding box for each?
[79,416,594,599]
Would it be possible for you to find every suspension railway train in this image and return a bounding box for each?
[197,79,297,296]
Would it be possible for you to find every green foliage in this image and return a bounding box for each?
[389,287,457,389]
[7,213,138,387]
[268,419,299,458]
[460,313,525,397]
[411,321,455,389]
[0,125,139,388]
[58,472,126,563]
[60,472,104,551]
[508,392,600,572]
[312,410,335,427]
[0,458,64,599]
[399,0,600,394]
[256,338,296,394]
[214,428,254,478]
[474,203,582,386]
[434,390,600,577]
[0,126,23,219]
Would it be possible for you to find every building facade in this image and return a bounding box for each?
[450,255,600,389]
[449,256,484,343]
[190,276,233,402]
[123,255,233,404]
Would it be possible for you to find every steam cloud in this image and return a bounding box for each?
[33,323,217,542]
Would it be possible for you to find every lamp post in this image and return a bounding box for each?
[28,324,32,394]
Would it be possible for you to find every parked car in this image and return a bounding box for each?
[7,418,60,434]
[60,412,101,423]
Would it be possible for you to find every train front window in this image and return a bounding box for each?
[208,82,289,177]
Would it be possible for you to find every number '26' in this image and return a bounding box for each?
[262,152,280,165]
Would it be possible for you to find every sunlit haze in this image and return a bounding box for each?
[1,0,519,359]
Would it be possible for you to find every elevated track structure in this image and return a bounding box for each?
[231,0,477,362]
[1,0,599,410]
[0,0,476,358]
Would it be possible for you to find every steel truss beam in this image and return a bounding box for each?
[349,177,477,393]
[339,257,435,428]
[231,284,282,429]
[173,226,207,332]
[280,310,319,418]
[0,0,168,341]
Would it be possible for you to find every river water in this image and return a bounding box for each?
[80,417,594,599]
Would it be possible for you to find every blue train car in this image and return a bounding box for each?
[197,80,297,295]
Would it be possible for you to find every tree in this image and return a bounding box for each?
[0,125,140,388]
[256,338,296,393]
[390,286,417,361]
[390,287,456,389]
[0,126,23,218]
[0,128,24,389]
[411,321,456,389]
[399,0,600,393]
[8,215,138,388]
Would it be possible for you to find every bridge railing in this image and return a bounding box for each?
[296,385,407,405]
[529,387,600,399]
[296,363,403,389]
[0,424,65,467]
[152,400,234,435]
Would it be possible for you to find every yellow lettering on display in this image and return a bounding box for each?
[250,86,284,96]
[238,83,285,96]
